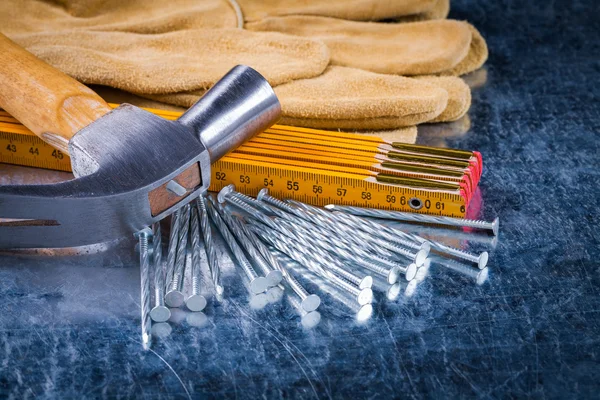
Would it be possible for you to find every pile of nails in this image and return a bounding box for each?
[135,184,498,347]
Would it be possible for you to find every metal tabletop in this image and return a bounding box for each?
[1,0,599,398]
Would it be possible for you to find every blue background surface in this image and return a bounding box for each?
[1,0,599,398]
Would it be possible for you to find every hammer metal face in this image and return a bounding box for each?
[0,106,210,248]
[0,65,280,248]
[0,65,281,248]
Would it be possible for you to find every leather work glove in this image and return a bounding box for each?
[237,0,447,22]
[0,0,487,136]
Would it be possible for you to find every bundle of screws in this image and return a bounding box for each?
[135,184,498,347]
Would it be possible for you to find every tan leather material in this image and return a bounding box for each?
[246,17,473,76]
[8,29,330,94]
[440,23,489,77]
[415,76,472,122]
[140,91,210,108]
[237,0,438,22]
[142,67,468,130]
[90,85,419,143]
[0,0,488,132]
[396,0,451,22]
[280,113,439,131]
[360,126,418,143]
[273,66,448,130]
[0,0,238,32]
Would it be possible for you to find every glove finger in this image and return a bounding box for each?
[439,23,489,76]
[8,28,330,94]
[0,0,237,32]
[238,0,438,23]
[415,76,471,122]
[274,66,448,130]
[395,0,450,22]
[247,17,472,76]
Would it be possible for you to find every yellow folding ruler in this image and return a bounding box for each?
[0,105,481,217]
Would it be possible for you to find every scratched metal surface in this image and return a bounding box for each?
[1,0,599,398]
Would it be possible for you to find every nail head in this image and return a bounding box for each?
[492,217,500,236]
[250,276,269,294]
[150,305,171,323]
[165,290,185,308]
[359,275,373,289]
[301,294,321,312]
[405,263,418,281]
[266,270,284,286]
[301,311,322,329]
[415,249,428,266]
[186,294,207,312]
[387,266,401,284]
[257,188,269,201]
[478,251,489,269]
[357,288,373,305]
[217,184,235,204]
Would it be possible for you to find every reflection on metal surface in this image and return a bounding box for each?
[266,285,284,304]
[186,311,208,328]
[414,259,431,283]
[301,311,322,329]
[431,255,489,285]
[384,222,499,248]
[151,322,173,339]
[287,292,322,329]
[249,293,269,310]
[356,304,374,324]
[0,240,118,256]
[462,67,488,89]
[168,308,187,324]
[378,278,419,301]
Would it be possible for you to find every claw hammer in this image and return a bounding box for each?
[0,33,281,248]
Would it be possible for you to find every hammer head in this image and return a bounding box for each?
[0,66,280,248]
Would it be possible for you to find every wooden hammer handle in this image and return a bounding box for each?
[0,33,112,153]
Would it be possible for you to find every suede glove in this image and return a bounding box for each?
[246,17,487,77]
[0,0,486,134]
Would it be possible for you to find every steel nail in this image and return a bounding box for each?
[165,204,191,308]
[150,221,171,322]
[207,199,268,294]
[216,203,283,287]
[252,228,373,305]
[135,227,153,348]
[163,209,181,293]
[186,204,207,312]
[325,204,500,236]
[288,200,429,266]
[196,196,224,296]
